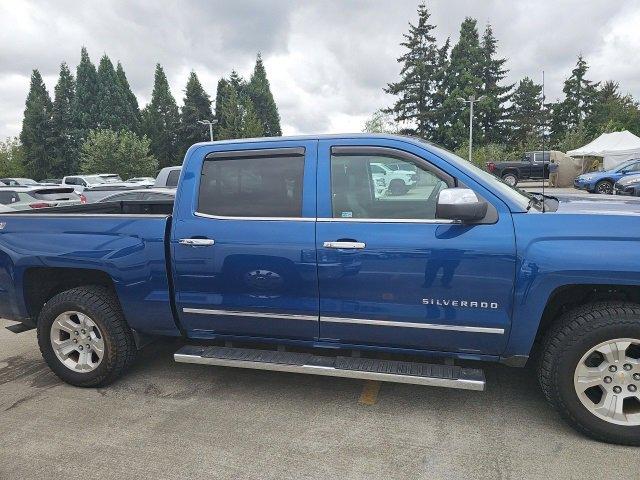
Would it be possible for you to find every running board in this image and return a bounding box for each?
[174,345,485,391]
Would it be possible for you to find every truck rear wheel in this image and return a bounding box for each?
[37,286,136,387]
[538,302,640,445]
[501,172,518,186]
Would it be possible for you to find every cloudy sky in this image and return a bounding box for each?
[1,0,639,139]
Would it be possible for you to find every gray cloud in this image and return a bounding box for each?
[1,0,639,138]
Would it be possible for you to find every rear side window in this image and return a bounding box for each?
[198,152,304,218]
[166,170,180,187]
[0,191,18,204]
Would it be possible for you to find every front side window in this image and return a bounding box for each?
[330,153,449,220]
[198,153,305,218]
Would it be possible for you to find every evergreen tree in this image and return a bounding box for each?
[20,69,54,179]
[141,64,180,168]
[550,55,599,146]
[228,70,245,95]
[50,62,79,176]
[216,82,243,140]
[584,81,640,138]
[246,54,281,136]
[440,17,485,150]
[75,47,99,140]
[384,3,442,138]
[214,77,229,125]
[115,62,141,133]
[178,71,213,151]
[478,24,512,144]
[509,77,543,148]
[96,55,130,131]
[0,138,26,178]
[241,97,264,138]
[431,37,451,145]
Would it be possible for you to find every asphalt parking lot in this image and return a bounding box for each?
[1,319,639,480]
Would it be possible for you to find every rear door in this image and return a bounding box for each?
[172,141,319,340]
[315,139,516,355]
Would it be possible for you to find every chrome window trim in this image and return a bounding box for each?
[320,316,504,334]
[183,307,318,321]
[316,217,458,224]
[193,211,316,222]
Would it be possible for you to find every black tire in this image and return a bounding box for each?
[501,172,518,186]
[595,180,613,195]
[389,179,409,195]
[538,301,640,445]
[37,286,136,387]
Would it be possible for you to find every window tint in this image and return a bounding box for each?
[166,170,180,187]
[330,153,449,220]
[198,154,304,217]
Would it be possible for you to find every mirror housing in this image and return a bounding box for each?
[436,188,488,223]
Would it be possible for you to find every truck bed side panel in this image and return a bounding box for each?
[0,214,180,336]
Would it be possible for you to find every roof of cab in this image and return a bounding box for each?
[189,133,426,148]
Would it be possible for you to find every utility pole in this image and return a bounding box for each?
[457,95,485,162]
[197,119,217,142]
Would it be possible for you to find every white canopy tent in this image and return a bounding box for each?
[567,130,640,170]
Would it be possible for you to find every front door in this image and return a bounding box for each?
[315,139,516,355]
[172,142,319,340]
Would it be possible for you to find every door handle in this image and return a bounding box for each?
[323,241,366,249]
[179,238,215,246]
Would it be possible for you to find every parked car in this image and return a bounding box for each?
[6,134,640,445]
[40,178,62,185]
[98,188,176,203]
[614,173,640,196]
[0,177,39,186]
[574,159,640,194]
[370,162,417,195]
[98,174,123,184]
[62,175,140,202]
[486,151,557,186]
[126,177,155,187]
[0,185,84,210]
[154,166,181,187]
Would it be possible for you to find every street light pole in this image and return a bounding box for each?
[456,95,485,163]
[197,119,217,142]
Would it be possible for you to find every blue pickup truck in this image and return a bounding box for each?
[3,134,640,445]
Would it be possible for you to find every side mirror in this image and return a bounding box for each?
[436,188,488,223]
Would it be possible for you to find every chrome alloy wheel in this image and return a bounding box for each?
[574,338,640,426]
[50,311,105,372]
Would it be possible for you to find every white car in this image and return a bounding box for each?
[370,162,417,195]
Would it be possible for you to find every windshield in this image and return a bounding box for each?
[614,160,639,172]
[420,141,535,210]
[85,176,107,185]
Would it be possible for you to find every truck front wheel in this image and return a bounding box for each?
[37,286,136,387]
[538,302,640,445]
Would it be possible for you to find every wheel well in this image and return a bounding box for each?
[501,169,518,178]
[535,284,640,345]
[23,267,116,321]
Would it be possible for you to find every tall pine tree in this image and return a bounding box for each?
[477,24,512,144]
[75,47,99,141]
[508,77,543,148]
[178,71,213,151]
[141,64,180,168]
[384,3,442,138]
[440,17,485,150]
[20,70,54,179]
[96,54,131,131]
[216,82,243,140]
[246,54,281,136]
[50,62,78,176]
[550,55,600,146]
[115,62,141,133]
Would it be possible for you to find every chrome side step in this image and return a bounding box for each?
[174,345,485,391]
